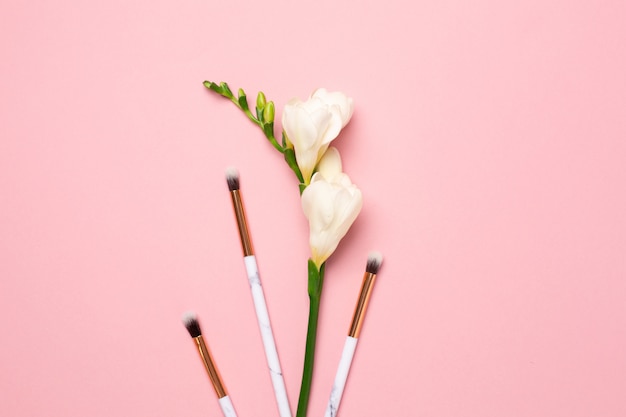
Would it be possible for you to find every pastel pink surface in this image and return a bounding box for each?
[1,0,625,416]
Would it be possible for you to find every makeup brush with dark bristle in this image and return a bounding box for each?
[182,312,238,417]
[225,167,240,192]
[225,167,292,417]
[324,251,384,417]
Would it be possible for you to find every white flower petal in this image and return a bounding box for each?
[318,111,343,146]
[311,89,354,127]
[302,180,335,229]
[316,147,343,181]
[282,105,316,150]
[283,105,332,181]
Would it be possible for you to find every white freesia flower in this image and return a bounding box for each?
[301,148,362,268]
[311,88,354,127]
[282,89,354,184]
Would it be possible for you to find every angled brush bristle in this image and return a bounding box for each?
[225,167,240,191]
[365,251,383,274]
[182,311,202,338]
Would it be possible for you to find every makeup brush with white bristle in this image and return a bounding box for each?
[324,251,384,417]
[225,167,292,417]
[182,312,238,417]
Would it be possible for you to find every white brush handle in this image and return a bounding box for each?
[218,395,237,417]
[244,255,292,417]
[324,336,358,417]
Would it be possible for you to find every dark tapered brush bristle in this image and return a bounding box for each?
[182,312,202,338]
[365,251,383,274]
[225,167,240,191]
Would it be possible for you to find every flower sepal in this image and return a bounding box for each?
[307,258,325,299]
[283,147,305,185]
[237,88,249,112]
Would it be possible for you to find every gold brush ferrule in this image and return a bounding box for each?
[348,272,377,338]
[194,335,228,398]
[230,190,254,256]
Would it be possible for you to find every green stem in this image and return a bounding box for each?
[262,122,284,153]
[203,80,305,182]
[296,260,325,417]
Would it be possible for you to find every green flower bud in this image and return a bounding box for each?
[263,101,275,123]
[203,80,221,94]
[220,82,233,98]
[256,91,267,110]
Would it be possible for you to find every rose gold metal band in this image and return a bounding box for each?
[348,272,377,338]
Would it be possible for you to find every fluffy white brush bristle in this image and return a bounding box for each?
[225,167,240,191]
[366,251,383,274]
[182,311,202,338]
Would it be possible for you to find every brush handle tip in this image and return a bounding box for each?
[219,395,237,417]
[325,336,358,417]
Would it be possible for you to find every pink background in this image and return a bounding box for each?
[1,0,625,416]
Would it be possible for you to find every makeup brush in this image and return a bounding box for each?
[225,167,292,417]
[182,312,238,417]
[324,251,384,417]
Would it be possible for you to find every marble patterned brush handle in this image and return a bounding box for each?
[324,336,358,417]
[244,255,292,417]
[218,395,237,417]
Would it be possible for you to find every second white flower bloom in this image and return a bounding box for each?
[301,147,363,268]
